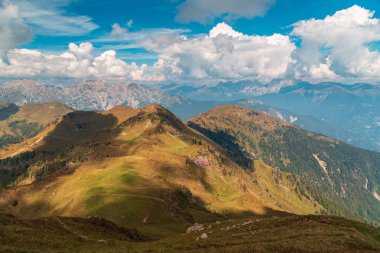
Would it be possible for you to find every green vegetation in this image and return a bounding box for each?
[1,213,380,253]
[0,105,321,236]
[0,103,72,148]
[188,105,380,225]
[0,120,42,147]
[1,103,379,252]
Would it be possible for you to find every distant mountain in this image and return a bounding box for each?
[257,81,380,152]
[0,80,182,110]
[162,80,380,152]
[161,79,294,101]
[236,99,375,152]
[188,105,380,224]
[2,79,379,152]
[0,80,220,120]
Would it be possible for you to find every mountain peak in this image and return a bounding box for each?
[142,104,167,113]
[193,104,292,131]
[103,105,138,125]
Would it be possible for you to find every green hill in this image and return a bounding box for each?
[188,105,380,224]
[1,103,380,252]
[0,104,324,238]
[0,103,72,148]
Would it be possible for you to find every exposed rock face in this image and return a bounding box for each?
[200,233,208,239]
[0,80,182,111]
[187,223,204,234]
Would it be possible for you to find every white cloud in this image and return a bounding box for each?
[95,26,189,47]
[0,42,163,81]
[111,23,128,40]
[68,42,93,59]
[176,0,276,24]
[0,23,295,83]
[4,5,380,84]
[144,22,295,82]
[209,22,243,38]
[292,5,380,82]
[0,0,32,50]
[12,0,98,36]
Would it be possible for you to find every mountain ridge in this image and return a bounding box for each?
[0,104,325,238]
[187,104,380,224]
[1,103,380,252]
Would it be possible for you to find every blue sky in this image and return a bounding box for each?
[2,0,380,84]
[24,0,380,55]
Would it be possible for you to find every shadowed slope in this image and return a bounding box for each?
[0,103,73,148]
[2,213,380,253]
[187,104,380,224]
[0,104,322,237]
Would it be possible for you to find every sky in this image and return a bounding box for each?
[1,0,380,84]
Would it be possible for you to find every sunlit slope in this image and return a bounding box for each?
[0,103,72,148]
[188,104,380,224]
[0,105,322,236]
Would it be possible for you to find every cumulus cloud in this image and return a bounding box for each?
[144,22,295,82]
[68,42,93,59]
[176,0,276,24]
[0,42,163,81]
[292,5,380,82]
[3,5,380,84]
[0,23,295,83]
[0,0,32,50]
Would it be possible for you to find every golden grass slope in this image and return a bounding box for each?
[0,104,322,237]
[0,103,72,144]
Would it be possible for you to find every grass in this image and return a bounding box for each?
[1,214,380,253]
[0,103,72,142]
[187,104,380,225]
[252,160,322,214]
[0,105,332,244]
[162,134,189,153]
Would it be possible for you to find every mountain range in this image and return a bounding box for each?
[163,80,380,153]
[161,79,294,101]
[257,82,380,152]
[1,97,380,251]
[1,79,379,153]
[0,80,221,121]
[0,102,380,251]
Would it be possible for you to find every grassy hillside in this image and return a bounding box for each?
[0,104,323,238]
[0,103,72,148]
[1,213,380,253]
[188,105,380,224]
